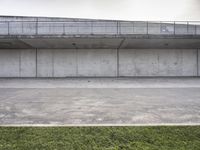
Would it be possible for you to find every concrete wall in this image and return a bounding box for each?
[198,49,200,76]
[20,49,36,77]
[0,50,20,77]
[77,49,117,76]
[0,49,36,77]
[0,49,199,77]
[37,49,117,77]
[119,49,198,76]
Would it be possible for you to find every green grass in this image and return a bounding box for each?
[0,126,200,150]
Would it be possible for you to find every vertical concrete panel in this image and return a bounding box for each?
[198,49,200,76]
[158,50,182,76]
[119,49,159,76]
[54,49,76,77]
[119,49,197,76]
[0,50,20,77]
[134,50,159,76]
[37,49,53,77]
[20,49,36,77]
[182,49,197,76]
[118,49,136,76]
[77,49,117,76]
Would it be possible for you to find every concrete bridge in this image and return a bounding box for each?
[0,16,200,77]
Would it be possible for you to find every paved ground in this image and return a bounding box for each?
[0,78,200,125]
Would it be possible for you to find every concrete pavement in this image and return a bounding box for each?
[0,78,200,125]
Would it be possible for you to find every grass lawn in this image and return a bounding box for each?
[0,126,200,150]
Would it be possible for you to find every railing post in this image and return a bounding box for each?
[117,21,119,35]
[174,21,175,35]
[160,21,161,34]
[195,24,197,35]
[36,18,38,35]
[147,21,148,35]
[22,21,24,34]
[187,21,189,34]
[7,21,9,35]
[91,21,93,35]
[63,22,65,35]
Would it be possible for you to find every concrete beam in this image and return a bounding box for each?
[1,36,200,49]
[0,48,199,77]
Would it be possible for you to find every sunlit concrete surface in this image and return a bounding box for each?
[0,78,200,125]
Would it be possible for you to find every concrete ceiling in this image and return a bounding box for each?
[0,35,200,49]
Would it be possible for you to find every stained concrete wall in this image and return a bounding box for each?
[0,49,199,77]
[37,49,54,77]
[0,49,36,77]
[198,49,200,76]
[20,49,36,77]
[77,49,117,76]
[119,49,198,76]
[37,49,117,77]
[37,49,77,77]
[54,50,77,77]
[0,50,20,77]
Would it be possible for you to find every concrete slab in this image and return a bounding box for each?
[0,78,200,125]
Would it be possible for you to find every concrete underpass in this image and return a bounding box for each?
[0,16,200,77]
[1,16,200,125]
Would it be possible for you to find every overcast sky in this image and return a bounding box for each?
[0,0,200,21]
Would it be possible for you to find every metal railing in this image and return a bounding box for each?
[0,21,200,35]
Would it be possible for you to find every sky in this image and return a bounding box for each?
[0,0,200,21]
